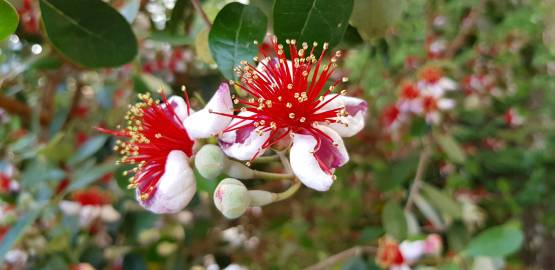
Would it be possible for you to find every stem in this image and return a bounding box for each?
[444,0,485,58]
[304,246,377,270]
[0,94,52,125]
[191,0,212,28]
[253,155,279,163]
[273,181,301,202]
[276,150,292,173]
[252,170,294,180]
[405,137,432,211]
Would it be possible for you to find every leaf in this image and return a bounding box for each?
[208,2,267,79]
[342,257,369,270]
[434,132,467,164]
[39,0,138,68]
[420,183,462,219]
[382,201,407,240]
[350,0,406,40]
[465,223,524,257]
[68,135,108,166]
[439,263,461,270]
[0,0,18,41]
[273,0,353,51]
[0,208,41,265]
[413,194,445,230]
[195,28,215,64]
[123,252,148,270]
[68,163,116,192]
[148,31,193,45]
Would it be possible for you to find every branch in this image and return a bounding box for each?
[191,0,211,28]
[444,0,485,58]
[405,138,432,211]
[304,246,377,270]
[0,94,51,125]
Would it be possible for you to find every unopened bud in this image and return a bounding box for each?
[423,234,442,255]
[213,178,250,219]
[248,190,275,207]
[195,144,228,179]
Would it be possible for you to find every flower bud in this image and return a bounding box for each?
[423,234,442,255]
[248,190,274,207]
[213,178,250,219]
[195,144,228,179]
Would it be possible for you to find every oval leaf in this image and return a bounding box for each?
[273,0,353,50]
[40,0,138,68]
[382,200,407,240]
[465,223,524,257]
[434,132,467,164]
[420,183,462,219]
[0,0,18,41]
[350,0,405,40]
[208,2,267,79]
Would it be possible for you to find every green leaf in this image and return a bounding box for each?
[208,2,267,79]
[465,223,524,257]
[0,208,42,265]
[68,162,116,192]
[123,252,148,270]
[68,135,108,166]
[438,263,461,270]
[0,0,18,41]
[435,132,467,164]
[382,201,407,240]
[342,257,369,270]
[39,0,138,68]
[420,183,462,219]
[350,0,406,40]
[273,0,353,50]
[148,31,193,45]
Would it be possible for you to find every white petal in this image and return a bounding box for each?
[137,150,196,214]
[59,201,81,216]
[289,127,348,191]
[391,265,411,270]
[439,77,457,91]
[319,95,368,137]
[399,240,425,262]
[167,96,193,122]
[218,112,269,161]
[426,112,441,124]
[437,98,455,110]
[79,205,101,227]
[183,83,233,139]
[100,205,121,222]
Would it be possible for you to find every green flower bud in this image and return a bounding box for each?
[195,144,227,179]
[213,178,250,219]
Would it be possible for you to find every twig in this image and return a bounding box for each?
[405,138,432,211]
[0,94,51,125]
[444,0,485,58]
[304,246,377,270]
[191,0,212,28]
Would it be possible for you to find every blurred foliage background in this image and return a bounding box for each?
[0,0,555,269]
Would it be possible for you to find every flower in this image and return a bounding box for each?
[504,108,523,127]
[97,85,233,213]
[419,93,455,124]
[417,66,457,97]
[217,37,368,191]
[59,187,120,227]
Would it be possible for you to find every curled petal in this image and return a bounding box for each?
[289,126,348,191]
[137,150,196,214]
[168,96,193,122]
[184,83,233,139]
[218,112,270,161]
[319,95,368,137]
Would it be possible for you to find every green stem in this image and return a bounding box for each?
[252,170,294,180]
[273,181,301,202]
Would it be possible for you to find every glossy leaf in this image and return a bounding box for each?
[435,132,467,164]
[350,0,406,40]
[39,0,138,68]
[0,0,18,41]
[420,183,462,219]
[0,208,42,265]
[382,200,407,240]
[465,223,524,257]
[208,2,267,79]
[273,0,353,50]
[68,135,108,165]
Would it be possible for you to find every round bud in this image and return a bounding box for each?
[213,178,250,219]
[194,144,227,179]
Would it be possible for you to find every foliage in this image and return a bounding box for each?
[0,0,554,269]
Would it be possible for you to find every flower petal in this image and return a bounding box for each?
[59,200,81,216]
[168,96,193,122]
[100,205,121,222]
[183,83,233,139]
[319,95,368,137]
[218,112,270,161]
[289,126,348,191]
[399,240,425,262]
[137,150,196,214]
[437,98,455,110]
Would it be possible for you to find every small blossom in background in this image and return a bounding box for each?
[59,187,120,227]
[504,108,524,127]
[377,235,443,270]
